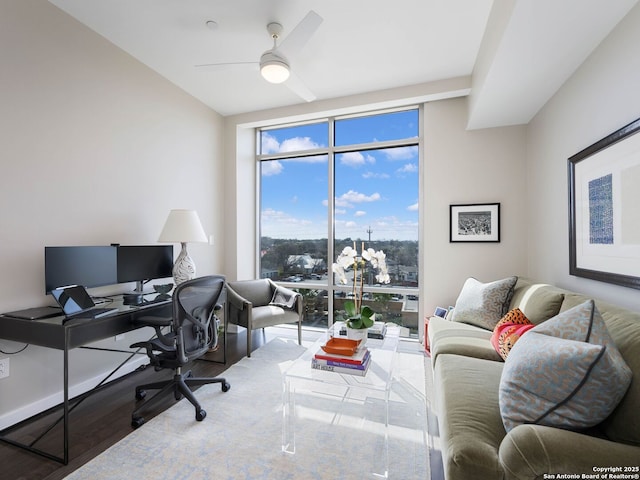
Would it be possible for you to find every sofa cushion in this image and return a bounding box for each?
[490,308,535,360]
[450,276,518,330]
[428,315,502,364]
[591,301,640,446]
[434,354,506,480]
[509,279,564,324]
[499,300,632,433]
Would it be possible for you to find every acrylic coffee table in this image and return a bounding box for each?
[282,323,400,478]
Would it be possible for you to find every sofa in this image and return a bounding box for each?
[427,276,640,480]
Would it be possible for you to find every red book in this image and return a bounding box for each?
[314,347,369,365]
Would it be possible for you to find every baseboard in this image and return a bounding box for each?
[0,356,148,431]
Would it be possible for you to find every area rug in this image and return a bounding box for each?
[64,337,429,479]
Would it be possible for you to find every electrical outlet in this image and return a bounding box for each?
[114,334,124,342]
[0,358,10,379]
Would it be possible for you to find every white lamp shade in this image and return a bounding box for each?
[158,209,207,243]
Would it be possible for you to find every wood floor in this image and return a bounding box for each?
[0,328,290,480]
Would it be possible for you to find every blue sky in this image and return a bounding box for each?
[260,110,419,241]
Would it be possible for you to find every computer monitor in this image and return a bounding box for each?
[45,246,118,293]
[116,245,174,292]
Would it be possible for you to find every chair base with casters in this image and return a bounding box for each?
[131,366,230,428]
[129,275,230,428]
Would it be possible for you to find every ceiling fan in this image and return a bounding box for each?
[196,10,323,102]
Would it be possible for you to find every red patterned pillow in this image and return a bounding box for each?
[491,308,535,360]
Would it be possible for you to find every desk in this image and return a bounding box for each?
[0,295,172,465]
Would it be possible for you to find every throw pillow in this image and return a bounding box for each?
[490,308,535,360]
[499,300,632,432]
[450,276,518,330]
[270,287,297,309]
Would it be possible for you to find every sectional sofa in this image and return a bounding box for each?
[427,276,640,480]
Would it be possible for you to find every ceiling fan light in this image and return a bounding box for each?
[260,59,290,83]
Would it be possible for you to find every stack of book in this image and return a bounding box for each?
[311,345,371,376]
[337,321,387,339]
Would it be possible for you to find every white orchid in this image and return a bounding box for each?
[333,243,390,329]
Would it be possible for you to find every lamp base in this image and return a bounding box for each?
[173,242,196,285]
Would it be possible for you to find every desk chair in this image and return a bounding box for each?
[130,275,230,428]
[226,278,302,357]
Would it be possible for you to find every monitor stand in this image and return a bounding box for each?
[133,280,145,294]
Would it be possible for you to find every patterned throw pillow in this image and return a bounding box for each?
[491,308,535,360]
[270,287,297,309]
[499,300,632,432]
[450,276,518,330]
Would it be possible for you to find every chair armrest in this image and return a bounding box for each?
[499,424,640,479]
[133,315,173,346]
[134,315,172,328]
[226,285,251,310]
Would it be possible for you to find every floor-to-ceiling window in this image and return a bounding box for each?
[258,108,420,337]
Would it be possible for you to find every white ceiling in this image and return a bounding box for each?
[49,0,638,128]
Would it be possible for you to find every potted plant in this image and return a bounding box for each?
[334,243,390,344]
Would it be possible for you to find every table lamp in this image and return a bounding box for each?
[158,209,208,285]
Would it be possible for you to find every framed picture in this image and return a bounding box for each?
[433,307,448,318]
[568,117,640,290]
[450,203,500,242]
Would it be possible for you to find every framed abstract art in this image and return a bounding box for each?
[568,117,640,290]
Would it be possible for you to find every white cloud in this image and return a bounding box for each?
[280,136,322,152]
[407,202,419,211]
[340,152,375,167]
[362,171,390,179]
[261,133,280,154]
[397,163,418,174]
[354,210,367,217]
[261,208,320,238]
[261,132,324,154]
[335,190,381,208]
[261,160,283,176]
[385,146,418,161]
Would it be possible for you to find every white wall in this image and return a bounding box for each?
[0,0,224,428]
[423,97,528,313]
[526,2,640,312]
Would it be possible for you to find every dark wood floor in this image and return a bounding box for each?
[0,329,283,480]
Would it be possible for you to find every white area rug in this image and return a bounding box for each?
[64,337,428,479]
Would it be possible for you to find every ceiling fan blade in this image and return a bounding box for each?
[277,10,323,58]
[195,61,257,71]
[285,70,316,102]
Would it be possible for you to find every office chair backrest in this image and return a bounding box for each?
[173,275,225,363]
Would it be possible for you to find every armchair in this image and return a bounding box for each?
[226,278,302,357]
[130,275,230,428]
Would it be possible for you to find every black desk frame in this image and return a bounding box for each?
[0,297,172,465]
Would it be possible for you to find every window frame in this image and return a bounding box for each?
[256,106,424,335]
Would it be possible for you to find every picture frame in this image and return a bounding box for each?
[568,117,640,290]
[433,307,448,318]
[450,203,500,243]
